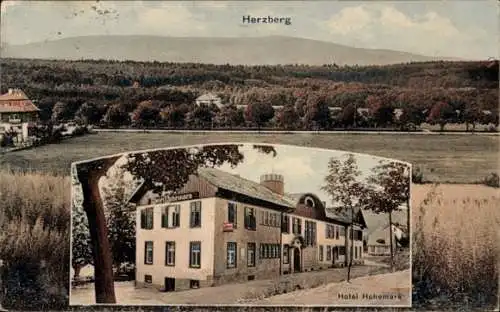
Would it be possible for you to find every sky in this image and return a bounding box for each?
[71,144,410,211]
[1,0,498,59]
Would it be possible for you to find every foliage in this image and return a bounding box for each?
[321,154,366,282]
[102,169,136,270]
[482,172,499,188]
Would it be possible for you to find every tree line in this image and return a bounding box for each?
[1,58,498,131]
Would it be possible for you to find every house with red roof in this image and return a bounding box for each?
[0,88,40,142]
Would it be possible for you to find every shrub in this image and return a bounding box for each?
[482,172,499,188]
[412,167,424,184]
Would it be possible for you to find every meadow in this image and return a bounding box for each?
[0,132,498,183]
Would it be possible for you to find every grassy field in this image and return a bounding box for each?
[0,132,498,183]
[412,184,499,310]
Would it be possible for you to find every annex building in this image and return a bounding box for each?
[128,167,367,292]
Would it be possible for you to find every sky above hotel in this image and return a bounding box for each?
[1,0,498,59]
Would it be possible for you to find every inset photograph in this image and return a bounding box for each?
[70,143,411,306]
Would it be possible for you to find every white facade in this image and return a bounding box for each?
[195,93,223,108]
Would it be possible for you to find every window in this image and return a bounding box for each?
[247,243,256,267]
[190,280,200,289]
[370,246,375,253]
[244,207,256,230]
[165,242,175,266]
[145,241,153,265]
[326,225,331,238]
[283,245,289,264]
[259,244,264,258]
[339,226,345,237]
[319,245,324,261]
[190,201,202,228]
[292,217,301,234]
[282,214,290,233]
[265,211,269,225]
[227,242,237,269]
[162,205,180,228]
[326,246,331,261]
[339,246,346,255]
[189,242,201,268]
[264,244,269,258]
[355,230,363,241]
[227,203,237,228]
[336,226,339,239]
[144,274,152,284]
[305,221,317,246]
[141,208,154,229]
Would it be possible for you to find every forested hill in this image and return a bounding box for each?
[0,35,448,66]
[0,58,497,124]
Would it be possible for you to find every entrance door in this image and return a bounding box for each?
[164,277,175,292]
[293,248,301,272]
[332,247,338,265]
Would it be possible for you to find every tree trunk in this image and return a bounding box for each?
[389,212,394,273]
[439,123,445,132]
[73,264,82,279]
[77,157,120,304]
[465,122,469,132]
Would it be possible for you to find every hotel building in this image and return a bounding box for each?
[128,167,367,291]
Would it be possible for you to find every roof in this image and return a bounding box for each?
[0,89,40,113]
[196,93,220,101]
[367,226,392,246]
[197,167,296,209]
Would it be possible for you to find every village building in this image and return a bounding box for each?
[0,88,40,143]
[362,210,408,256]
[128,168,367,292]
[366,224,407,256]
[195,93,223,109]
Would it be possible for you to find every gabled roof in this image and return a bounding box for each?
[197,167,296,209]
[363,209,407,236]
[0,89,40,113]
[325,207,368,228]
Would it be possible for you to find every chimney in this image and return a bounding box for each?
[260,173,284,195]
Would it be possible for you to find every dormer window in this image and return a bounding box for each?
[304,196,315,208]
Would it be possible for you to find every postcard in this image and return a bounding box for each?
[0,1,498,311]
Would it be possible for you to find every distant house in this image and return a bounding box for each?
[0,88,40,142]
[367,223,407,256]
[195,93,223,109]
[394,108,404,121]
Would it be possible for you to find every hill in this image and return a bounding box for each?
[0,35,454,66]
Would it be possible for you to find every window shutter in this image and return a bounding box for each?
[141,210,145,229]
[162,208,168,228]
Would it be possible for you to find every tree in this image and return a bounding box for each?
[185,104,215,129]
[399,105,426,129]
[304,94,331,130]
[244,102,275,129]
[103,103,130,128]
[75,102,102,125]
[339,103,359,129]
[102,169,136,272]
[361,161,410,272]
[132,100,160,128]
[427,101,455,131]
[321,154,366,282]
[276,104,300,130]
[461,103,482,131]
[214,104,245,129]
[160,104,189,128]
[71,195,93,279]
[366,95,395,127]
[51,101,69,123]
